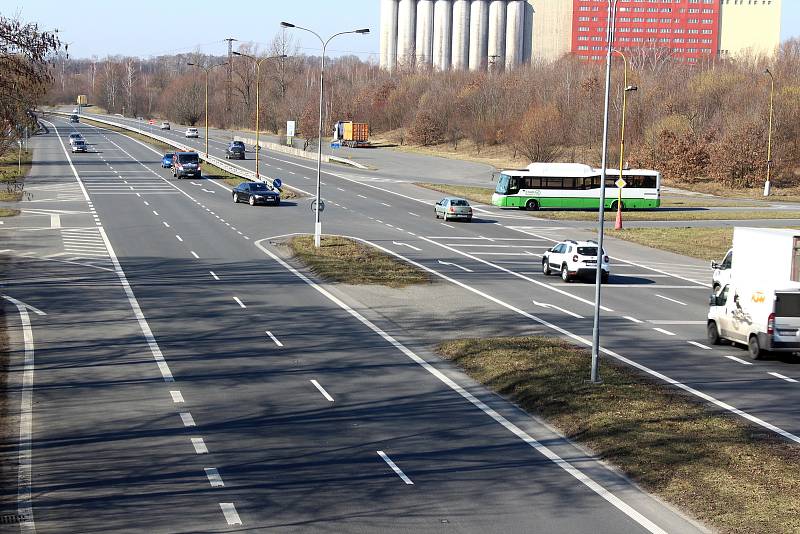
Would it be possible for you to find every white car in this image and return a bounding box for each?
[185,127,199,138]
[71,139,87,153]
[68,133,84,146]
[160,121,170,130]
[542,240,610,283]
[711,248,732,294]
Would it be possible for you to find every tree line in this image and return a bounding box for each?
[45,33,800,190]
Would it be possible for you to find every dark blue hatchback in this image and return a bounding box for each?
[161,152,175,168]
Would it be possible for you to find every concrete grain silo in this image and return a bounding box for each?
[379,0,399,71]
[468,0,489,71]
[506,0,525,69]
[487,0,507,71]
[432,0,453,70]
[451,0,471,70]
[415,0,435,67]
[397,0,417,67]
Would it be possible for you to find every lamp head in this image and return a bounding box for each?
[625,85,638,92]
[232,51,242,57]
[186,62,196,66]
[356,28,370,35]
[280,22,295,28]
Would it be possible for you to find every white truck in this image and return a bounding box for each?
[708,227,800,359]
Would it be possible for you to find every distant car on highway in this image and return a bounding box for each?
[434,197,472,222]
[68,133,84,145]
[71,139,87,153]
[542,240,609,283]
[69,114,79,123]
[185,127,199,138]
[161,152,175,168]
[172,152,201,179]
[225,141,246,159]
[232,182,280,206]
[160,121,170,130]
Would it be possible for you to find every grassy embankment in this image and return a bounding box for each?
[438,335,800,534]
[287,235,429,288]
[0,148,30,213]
[79,117,301,199]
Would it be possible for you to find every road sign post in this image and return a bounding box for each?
[614,177,626,230]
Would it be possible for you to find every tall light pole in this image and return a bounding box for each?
[187,61,227,158]
[232,52,286,180]
[764,68,775,197]
[281,21,370,248]
[590,0,618,384]
[613,49,637,230]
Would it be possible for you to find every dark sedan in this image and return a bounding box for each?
[232,182,280,206]
[225,141,246,159]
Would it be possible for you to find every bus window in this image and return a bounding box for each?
[627,175,657,188]
[562,177,578,189]
[545,177,563,189]
[508,176,520,194]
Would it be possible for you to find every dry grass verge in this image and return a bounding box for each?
[415,183,494,205]
[287,235,429,287]
[438,335,800,534]
[537,209,800,222]
[607,227,733,262]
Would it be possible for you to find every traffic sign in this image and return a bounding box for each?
[615,178,627,189]
[311,199,325,213]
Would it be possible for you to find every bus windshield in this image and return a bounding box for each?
[496,173,510,194]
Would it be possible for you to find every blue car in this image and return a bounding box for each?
[161,152,175,168]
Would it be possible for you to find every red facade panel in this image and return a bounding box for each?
[571,0,721,62]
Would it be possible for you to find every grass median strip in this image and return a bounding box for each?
[606,227,733,262]
[287,235,429,287]
[438,335,800,534]
[0,148,32,203]
[415,183,494,205]
[537,209,800,222]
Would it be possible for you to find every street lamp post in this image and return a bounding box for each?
[590,0,618,384]
[232,52,287,180]
[764,68,775,197]
[187,61,227,158]
[281,21,370,248]
[613,49,637,230]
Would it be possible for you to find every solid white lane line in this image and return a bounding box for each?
[219,503,242,526]
[653,327,676,336]
[623,316,643,324]
[724,355,753,366]
[437,260,473,272]
[532,299,584,319]
[337,187,345,192]
[265,330,283,347]
[769,372,798,383]
[655,294,687,306]
[255,237,669,534]
[408,212,420,217]
[175,235,183,242]
[190,251,199,259]
[180,413,196,427]
[205,468,224,488]
[377,451,413,485]
[311,379,334,402]
[170,390,185,403]
[233,296,246,308]
[191,437,208,454]
[210,271,220,281]
[688,341,712,350]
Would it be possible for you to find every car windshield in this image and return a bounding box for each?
[251,183,268,191]
[451,199,469,206]
[164,153,174,158]
[232,141,244,147]
[178,154,198,163]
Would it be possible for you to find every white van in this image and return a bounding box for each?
[185,127,199,138]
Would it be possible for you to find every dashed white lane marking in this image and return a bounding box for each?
[357,194,367,198]
[143,201,149,206]
[191,437,208,454]
[311,379,334,402]
[441,223,455,228]
[655,294,687,306]
[152,210,159,216]
[377,451,413,485]
[175,235,183,242]
[170,390,185,403]
[392,241,421,251]
[688,341,712,350]
[623,316,643,324]
[724,355,753,366]
[219,503,242,526]
[408,212,420,217]
[210,271,220,281]
[233,296,246,308]
[337,187,345,192]
[190,251,199,259]
[162,222,170,229]
[180,413,196,427]
[205,468,224,488]
[769,371,798,383]
[653,327,676,336]
[265,331,283,347]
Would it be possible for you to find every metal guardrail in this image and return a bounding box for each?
[46,111,281,189]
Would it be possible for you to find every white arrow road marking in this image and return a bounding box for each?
[202,189,216,194]
[531,299,584,319]
[437,260,473,273]
[392,241,421,251]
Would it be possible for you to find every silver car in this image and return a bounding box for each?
[434,197,473,222]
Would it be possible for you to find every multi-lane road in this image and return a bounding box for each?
[0,112,796,532]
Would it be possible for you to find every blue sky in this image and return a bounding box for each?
[5,0,799,60]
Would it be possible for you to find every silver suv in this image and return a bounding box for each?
[542,240,610,283]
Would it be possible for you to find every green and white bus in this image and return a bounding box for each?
[492,162,661,211]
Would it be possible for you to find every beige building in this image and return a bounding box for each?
[719,0,783,58]
[527,0,573,63]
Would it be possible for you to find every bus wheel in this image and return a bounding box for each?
[525,199,539,211]
[610,200,624,211]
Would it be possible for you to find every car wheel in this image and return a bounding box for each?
[525,199,539,211]
[466,217,472,222]
[542,259,551,276]
[232,193,238,203]
[561,264,571,282]
[707,321,721,345]
[274,199,280,206]
[748,335,763,360]
[249,196,256,206]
